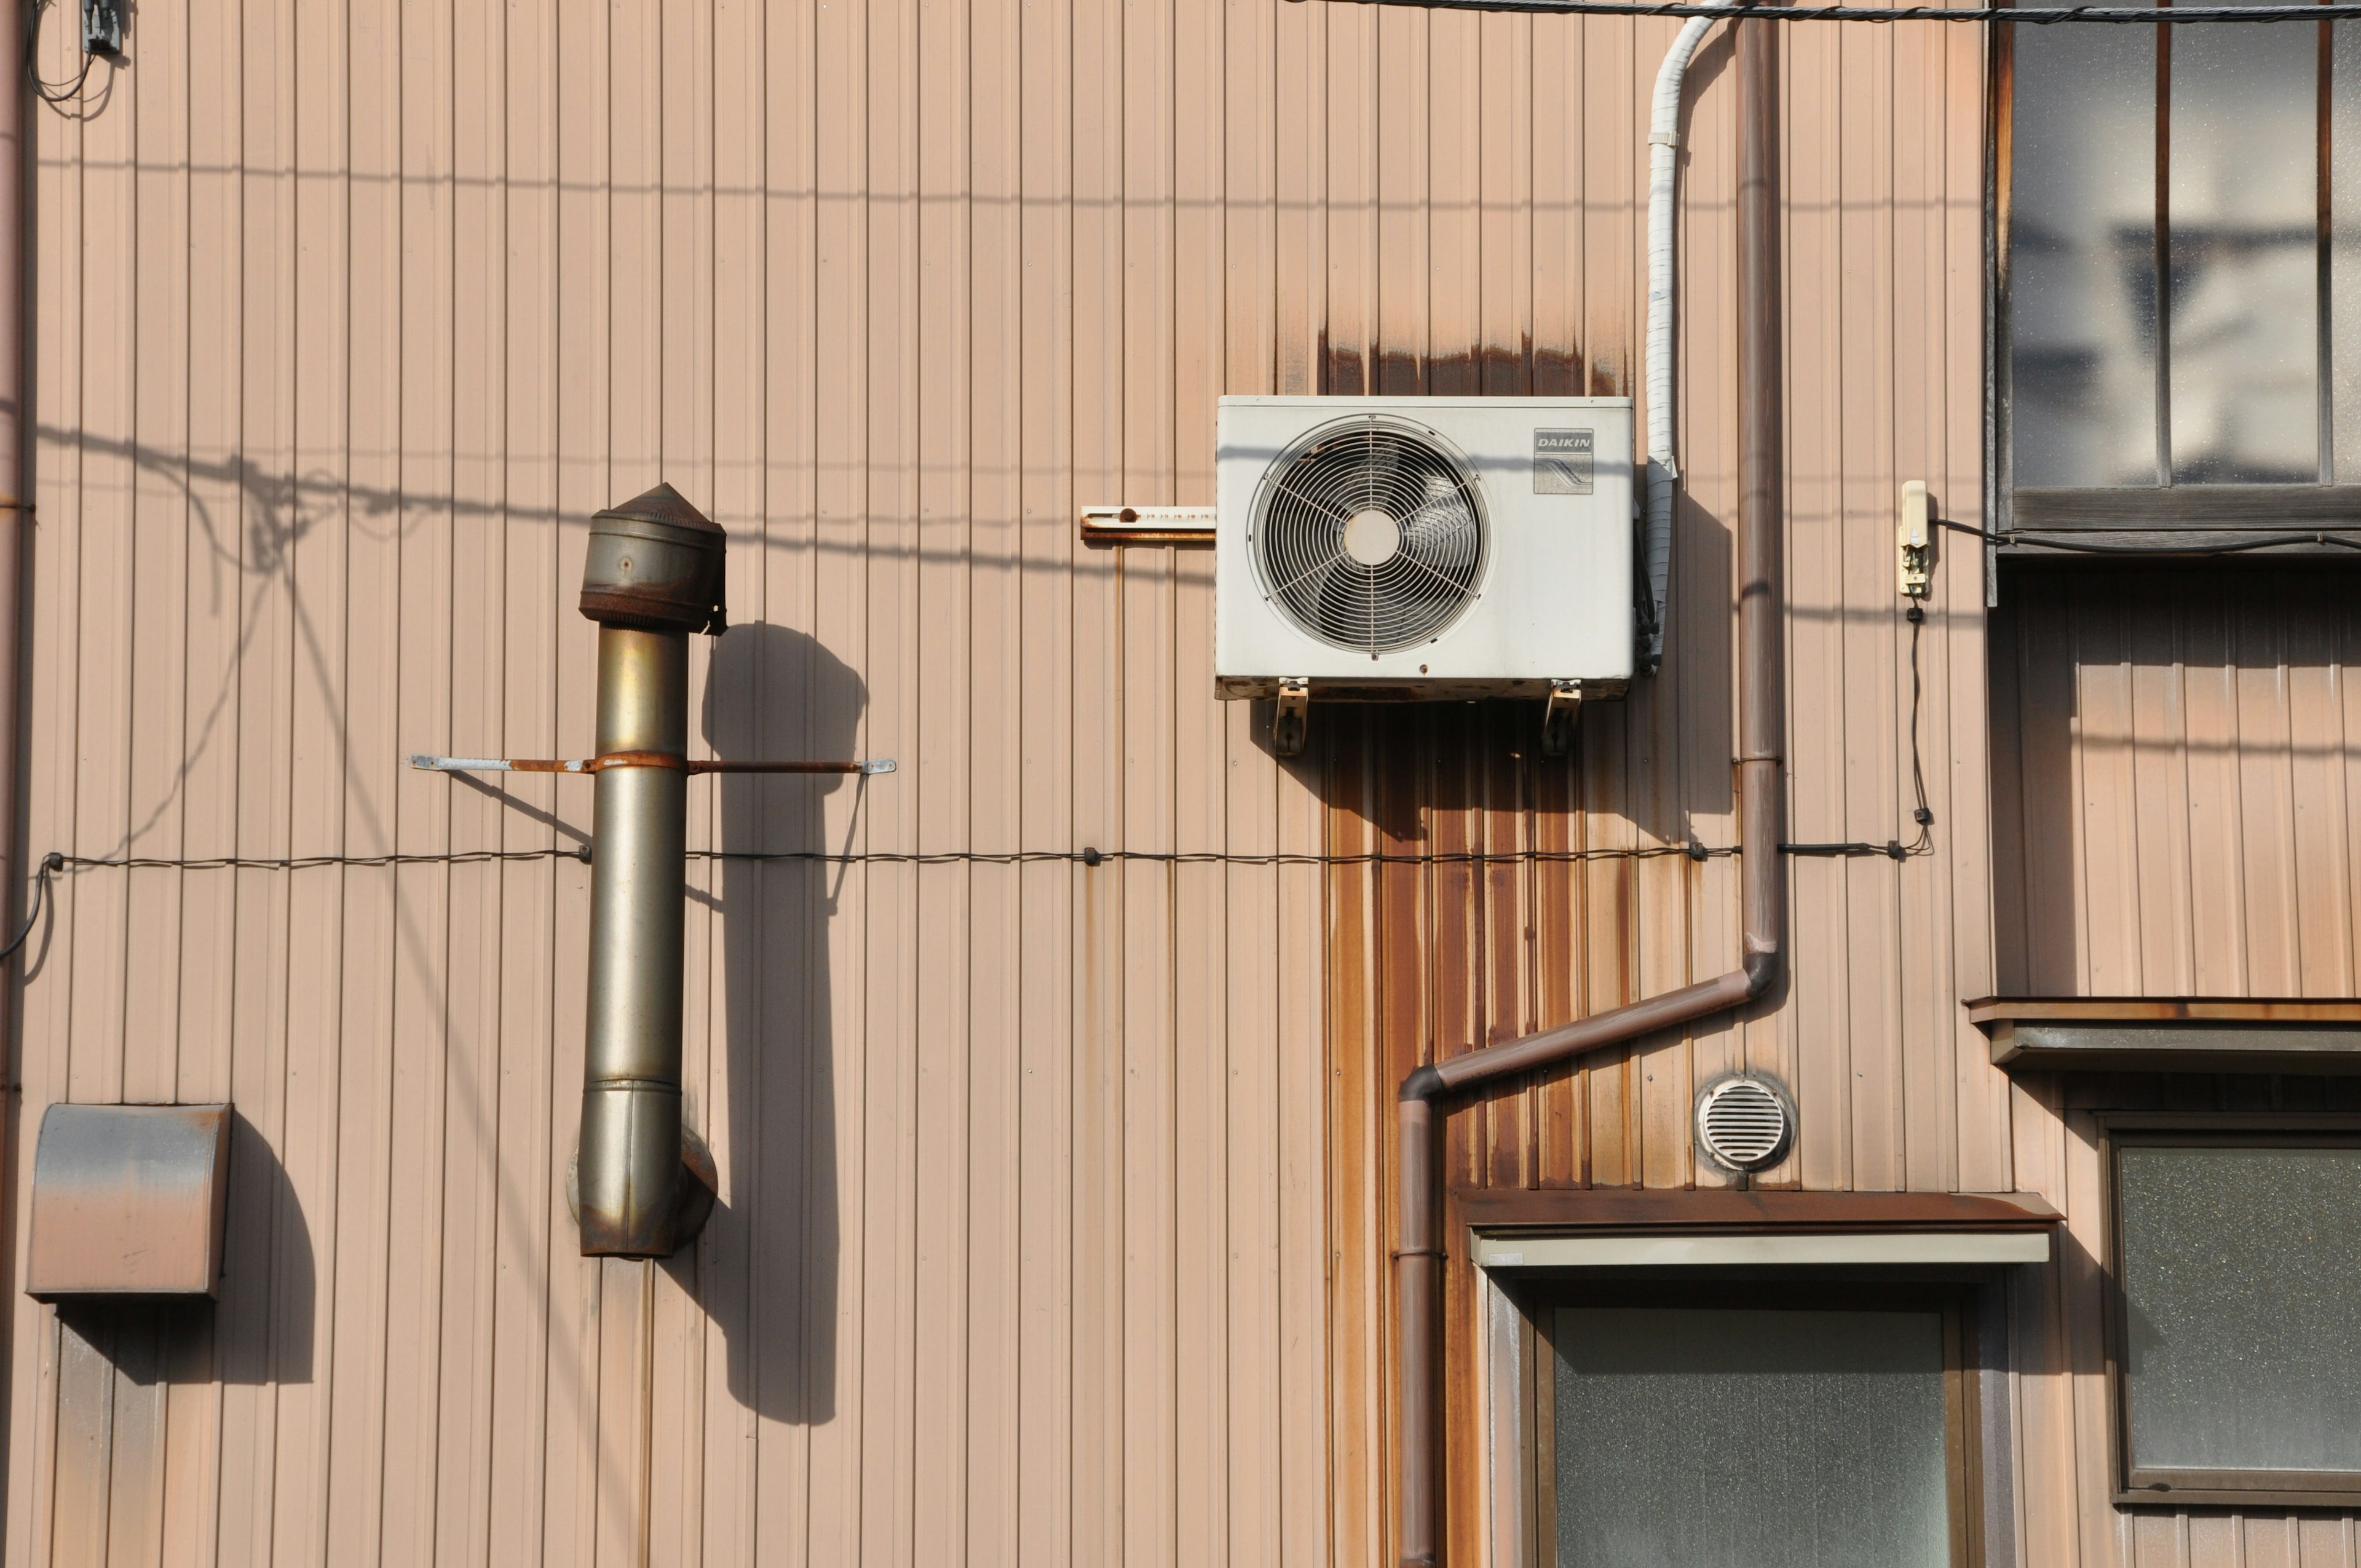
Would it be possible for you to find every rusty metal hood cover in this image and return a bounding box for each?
[579,482,728,635]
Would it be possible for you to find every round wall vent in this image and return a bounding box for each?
[1695,1074,1793,1173]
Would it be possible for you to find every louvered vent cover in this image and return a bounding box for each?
[1251,418,1487,655]
[1695,1076,1792,1172]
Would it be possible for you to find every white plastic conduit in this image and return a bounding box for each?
[1642,0,1743,673]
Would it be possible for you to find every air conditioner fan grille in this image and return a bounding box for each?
[1253,421,1485,655]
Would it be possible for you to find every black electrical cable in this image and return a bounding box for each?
[25,0,99,116]
[1779,604,1937,861]
[0,852,61,962]
[8,830,1933,926]
[1334,0,2361,20]
[28,683,1966,921]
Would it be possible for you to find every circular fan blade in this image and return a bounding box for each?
[1252,417,1487,654]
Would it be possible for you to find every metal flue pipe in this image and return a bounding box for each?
[575,483,727,1257]
[1391,16,1784,1562]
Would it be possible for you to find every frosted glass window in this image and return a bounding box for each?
[2333,24,2361,480]
[1552,1307,1950,1568]
[2011,0,2158,486]
[2168,0,2318,481]
[2009,7,2359,486]
[2117,1144,2361,1477]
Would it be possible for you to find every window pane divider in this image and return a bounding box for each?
[2014,481,2361,524]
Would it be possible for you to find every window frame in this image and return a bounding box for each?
[2101,1114,2361,1508]
[1993,7,2361,542]
[1519,1278,1985,1568]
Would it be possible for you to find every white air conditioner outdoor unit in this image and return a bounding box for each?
[1214,396,1636,702]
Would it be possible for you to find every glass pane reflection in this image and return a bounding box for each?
[2332,22,2361,480]
[2011,0,2159,486]
[2168,2,2319,482]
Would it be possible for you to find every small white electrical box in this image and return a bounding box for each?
[1897,480,1932,599]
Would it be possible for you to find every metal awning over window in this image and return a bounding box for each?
[1968,996,2361,1071]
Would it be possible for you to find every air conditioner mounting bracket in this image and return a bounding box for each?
[1273,678,1311,758]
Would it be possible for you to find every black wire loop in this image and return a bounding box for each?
[0,852,63,964]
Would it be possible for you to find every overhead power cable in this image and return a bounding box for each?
[0,830,1922,964]
[1323,0,2361,22]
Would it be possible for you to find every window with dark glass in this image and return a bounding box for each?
[2108,1128,2361,1505]
[2007,1,2361,497]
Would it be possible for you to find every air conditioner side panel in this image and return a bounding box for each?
[1214,397,1635,696]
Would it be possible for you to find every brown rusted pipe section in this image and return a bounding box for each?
[575,484,727,1257]
[0,0,30,1334]
[1390,17,1782,1564]
[1078,528,1217,548]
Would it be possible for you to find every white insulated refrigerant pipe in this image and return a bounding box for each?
[1642,0,1742,673]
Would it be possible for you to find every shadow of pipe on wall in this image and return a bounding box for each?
[678,621,861,1425]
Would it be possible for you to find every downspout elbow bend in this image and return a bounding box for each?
[1399,1063,1448,1104]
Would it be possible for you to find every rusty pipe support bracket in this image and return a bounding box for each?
[1078,504,1219,547]
[412,751,896,777]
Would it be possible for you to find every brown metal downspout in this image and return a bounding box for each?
[0,0,31,1310]
[1391,15,1782,1563]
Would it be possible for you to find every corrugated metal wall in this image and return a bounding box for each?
[1993,566,2361,999]
[7,0,1342,1559]
[1987,564,2361,1568]
[1309,16,2011,1559]
[6,0,2352,1564]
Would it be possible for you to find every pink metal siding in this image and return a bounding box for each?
[6,1,2347,1566]
[12,0,1334,1560]
[1993,568,2361,999]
